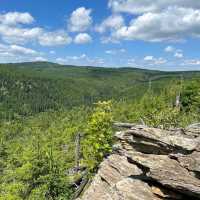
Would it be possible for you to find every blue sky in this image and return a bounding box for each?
[1,0,200,71]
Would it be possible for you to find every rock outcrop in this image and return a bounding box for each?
[77,124,200,200]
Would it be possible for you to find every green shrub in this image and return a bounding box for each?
[82,101,113,171]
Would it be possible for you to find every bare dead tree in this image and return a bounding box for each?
[75,132,81,172]
[175,75,184,110]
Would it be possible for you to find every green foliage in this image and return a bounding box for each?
[113,82,200,128]
[1,62,200,199]
[1,62,199,120]
[181,80,200,112]
[1,83,200,199]
[0,108,89,200]
[83,101,113,171]
[136,88,180,128]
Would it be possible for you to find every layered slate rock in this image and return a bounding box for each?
[125,151,200,198]
[77,124,200,200]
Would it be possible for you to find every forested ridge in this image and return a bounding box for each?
[1,62,200,199]
[1,62,200,119]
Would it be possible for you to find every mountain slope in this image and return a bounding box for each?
[0,62,200,119]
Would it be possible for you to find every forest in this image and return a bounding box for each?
[1,62,200,199]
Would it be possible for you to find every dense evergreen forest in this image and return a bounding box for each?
[1,62,200,199]
[1,61,200,119]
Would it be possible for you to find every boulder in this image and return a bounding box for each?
[125,151,200,198]
[76,124,200,200]
[116,127,200,153]
[170,151,200,176]
[185,123,200,137]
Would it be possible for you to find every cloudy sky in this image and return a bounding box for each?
[1,0,200,71]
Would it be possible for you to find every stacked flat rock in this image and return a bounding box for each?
[76,123,200,200]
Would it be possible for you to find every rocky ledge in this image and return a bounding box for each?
[77,123,200,200]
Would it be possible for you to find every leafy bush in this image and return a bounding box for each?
[113,84,191,129]
[82,101,113,171]
[2,77,200,199]
[181,80,200,112]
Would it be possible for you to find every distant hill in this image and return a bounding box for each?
[1,62,200,119]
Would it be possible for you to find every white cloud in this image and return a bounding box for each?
[174,52,183,58]
[154,57,167,65]
[144,55,167,64]
[182,59,200,66]
[80,54,87,59]
[101,2,200,43]
[74,33,92,44]
[50,50,55,54]
[56,54,105,66]
[100,36,120,44]
[120,48,126,53]
[127,58,135,64]
[0,43,38,55]
[144,56,154,61]
[33,56,47,62]
[164,46,184,58]
[68,7,92,32]
[56,57,68,64]
[0,25,72,46]
[96,58,105,65]
[0,12,34,25]
[10,44,38,55]
[56,54,87,64]
[0,12,72,47]
[165,46,175,52]
[0,25,43,44]
[105,48,126,55]
[108,0,200,14]
[112,7,200,42]
[38,31,72,46]
[70,54,87,60]
[0,43,44,63]
[95,15,124,33]
[105,50,116,55]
